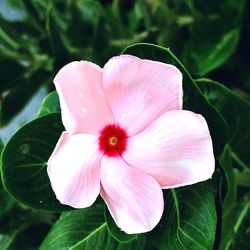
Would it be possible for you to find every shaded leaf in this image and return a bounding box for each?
[218,144,237,250]
[0,71,49,127]
[197,78,250,168]
[0,138,15,230]
[234,168,250,187]
[76,0,104,24]
[182,0,245,76]
[183,24,240,76]
[0,223,50,250]
[40,203,105,250]
[220,145,236,215]
[0,58,25,92]
[1,114,70,211]
[37,91,60,117]
[45,6,70,69]
[40,203,145,250]
[152,181,217,250]
[223,195,250,250]
[0,225,27,250]
[0,137,3,159]
[72,225,145,250]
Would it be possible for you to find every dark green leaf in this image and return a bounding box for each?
[0,183,15,233]
[222,194,250,250]
[182,0,245,76]
[72,225,145,250]
[0,58,25,92]
[40,203,145,250]
[234,168,250,187]
[220,145,236,214]
[0,223,50,250]
[0,71,49,127]
[20,0,47,34]
[76,0,104,24]
[122,43,228,158]
[197,79,250,168]
[0,138,15,231]
[218,144,237,250]
[104,205,137,243]
[40,203,105,250]
[152,181,217,250]
[45,7,70,68]
[183,24,240,76]
[21,0,46,22]
[0,225,27,250]
[38,91,60,117]
[0,137,3,156]
[1,113,70,211]
[0,202,55,235]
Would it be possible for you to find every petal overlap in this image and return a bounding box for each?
[54,61,114,134]
[100,156,164,234]
[47,132,102,208]
[123,110,215,188]
[103,55,182,135]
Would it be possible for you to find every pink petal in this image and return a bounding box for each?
[123,110,215,188]
[103,55,182,135]
[54,61,113,134]
[100,156,164,234]
[47,132,102,208]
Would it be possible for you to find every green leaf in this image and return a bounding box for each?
[234,168,250,187]
[122,43,228,158]
[45,6,70,68]
[75,0,104,24]
[104,205,137,243]
[40,203,104,250]
[197,79,250,168]
[72,225,145,250]
[38,91,60,117]
[0,138,15,231]
[0,225,27,250]
[0,182,15,232]
[0,58,25,92]
[225,195,250,250]
[0,71,48,127]
[220,145,236,214]
[0,223,50,250]
[218,144,237,250]
[1,113,70,211]
[40,203,145,250]
[152,181,217,250]
[182,0,245,76]
[183,24,240,76]
[0,137,3,157]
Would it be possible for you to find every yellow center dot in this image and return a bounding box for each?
[109,137,117,146]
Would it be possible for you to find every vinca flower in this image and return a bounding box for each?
[47,55,215,234]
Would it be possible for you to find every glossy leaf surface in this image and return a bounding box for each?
[1,114,69,211]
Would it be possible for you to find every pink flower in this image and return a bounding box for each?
[47,55,215,234]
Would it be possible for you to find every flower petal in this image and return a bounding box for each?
[100,156,164,234]
[123,110,215,188]
[103,55,182,135]
[47,132,102,208]
[54,61,113,134]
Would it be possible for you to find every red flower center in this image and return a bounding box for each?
[99,124,127,157]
